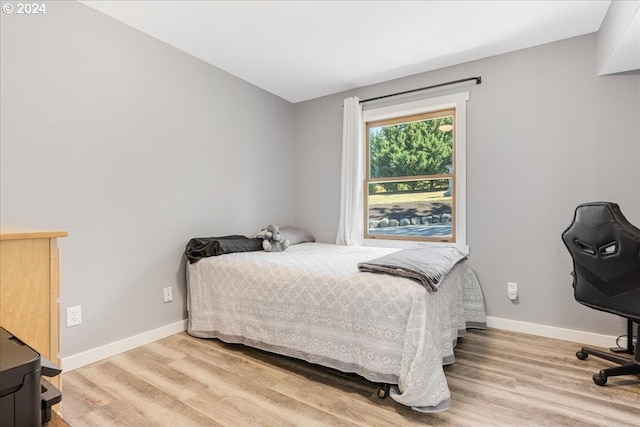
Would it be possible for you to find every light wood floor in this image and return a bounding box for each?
[58,328,639,426]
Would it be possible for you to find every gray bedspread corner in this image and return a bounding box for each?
[461,263,487,329]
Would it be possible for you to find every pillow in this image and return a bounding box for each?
[279,226,316,245]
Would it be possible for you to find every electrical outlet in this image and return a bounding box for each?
[163,286,173,303]
[507,282,518,301]
[66,305,82,327]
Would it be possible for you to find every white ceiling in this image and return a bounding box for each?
[80,1,612,103]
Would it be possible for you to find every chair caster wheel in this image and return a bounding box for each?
[377,384,390,399]
[593,372,607,386]
[576,351,588,360]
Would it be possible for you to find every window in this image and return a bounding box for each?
[366,108,455,242]
[362,92,469,251]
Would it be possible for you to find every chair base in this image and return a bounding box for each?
[576,332,640,386]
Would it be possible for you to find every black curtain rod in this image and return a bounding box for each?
[359,76,481,104]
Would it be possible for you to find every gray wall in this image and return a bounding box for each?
[293,34,640,336]
[1,1,294,356]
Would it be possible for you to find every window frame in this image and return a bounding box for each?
[361,91,469,253]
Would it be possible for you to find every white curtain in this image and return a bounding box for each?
[336,97,364,246]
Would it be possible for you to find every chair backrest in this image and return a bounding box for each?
[562,202,640,322]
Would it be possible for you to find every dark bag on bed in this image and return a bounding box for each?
[185,235,263,263]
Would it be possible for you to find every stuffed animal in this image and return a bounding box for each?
[261,224,290,252]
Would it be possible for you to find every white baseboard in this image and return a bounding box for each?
[61,317,628,373]
[61,319,188,372]
[486,316,628,349]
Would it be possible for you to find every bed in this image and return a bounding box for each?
[186,241,486,412]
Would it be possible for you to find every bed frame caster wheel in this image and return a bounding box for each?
[576,351,588,360]
[377,384,390,399]
[593,372,607,386]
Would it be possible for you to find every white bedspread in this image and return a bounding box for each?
[187,242,486,412]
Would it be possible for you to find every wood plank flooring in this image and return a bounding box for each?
[58,329,639,426]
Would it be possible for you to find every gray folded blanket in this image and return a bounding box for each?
[357,246,467,291]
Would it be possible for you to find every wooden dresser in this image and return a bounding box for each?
[0,226,67,389]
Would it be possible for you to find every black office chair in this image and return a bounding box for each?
[562,202,640,385]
